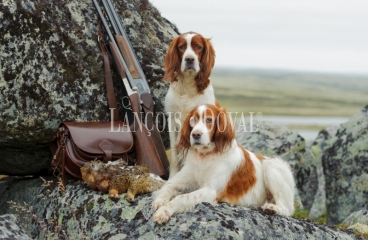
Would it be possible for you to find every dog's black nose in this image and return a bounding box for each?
[192,131,202,140]
[185,57,194,63]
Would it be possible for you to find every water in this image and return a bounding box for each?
[259,116,349,127]
[262,116,349,142]
[294,130,323,143]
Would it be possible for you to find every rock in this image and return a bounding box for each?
[309,125,341,219]
[236,121,318,211]
[343,210,368,236]
[322,105,368,225]
[0,0,179,175]
[344,210,368,226]
[0,214,31,240]
[0,177,359,239]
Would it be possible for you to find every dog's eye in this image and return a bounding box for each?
[206,117,212,124]
[195,45,202,50]
[178,45,185,51]
[189,116,196,127]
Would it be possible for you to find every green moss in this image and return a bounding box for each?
[314,212,327,224]
[292,208,309,220]
[292,206,326,225]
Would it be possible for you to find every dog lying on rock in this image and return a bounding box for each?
[152,104,295,224]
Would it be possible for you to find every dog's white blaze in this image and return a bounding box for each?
[197,105,207,116]
[181,33,200,73]
[190,105,211,146]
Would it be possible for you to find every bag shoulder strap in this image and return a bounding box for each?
[98,19,119,122]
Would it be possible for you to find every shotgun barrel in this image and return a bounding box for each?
[93,0,169,178]
[102,0,148,94]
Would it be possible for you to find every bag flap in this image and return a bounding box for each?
[61,121,133,155]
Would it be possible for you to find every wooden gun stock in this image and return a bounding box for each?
[140,93,170,177]
[115,35,141,79]
[122,79,165,176]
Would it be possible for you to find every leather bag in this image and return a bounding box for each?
[50,122,133,182]
[50,28,133,185]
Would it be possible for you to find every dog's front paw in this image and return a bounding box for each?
[152,197,169,211]
[153,207,171,224]
[262,203,278,215]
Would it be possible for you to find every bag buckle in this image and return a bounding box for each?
[99,139,114,163]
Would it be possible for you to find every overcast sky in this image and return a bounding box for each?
[151,0,368,75]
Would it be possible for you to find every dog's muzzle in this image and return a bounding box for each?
[184,56,195,71]
[191,131,202,145]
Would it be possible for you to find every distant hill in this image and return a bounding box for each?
[211,68,368,116]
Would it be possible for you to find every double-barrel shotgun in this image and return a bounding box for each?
[93,0,169,178]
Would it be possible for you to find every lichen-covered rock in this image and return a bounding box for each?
[309,125,341,219]
[236,121,318,211]
[0,214,31,240]
[0,177,359,239]
[344,210,368,226]
[344,210,368,236]
[0,0,179,175]
[322,105,368,224]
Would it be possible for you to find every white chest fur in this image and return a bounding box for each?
[165,79,216,124]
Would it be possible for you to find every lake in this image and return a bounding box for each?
[234,115,349,143]
[263,116,349,142]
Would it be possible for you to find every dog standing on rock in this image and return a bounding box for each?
[163,32,219,178]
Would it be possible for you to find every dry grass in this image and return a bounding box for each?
[287,125,326,130]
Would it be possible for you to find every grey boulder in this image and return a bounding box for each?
[344,210,368,226]
[0,214,32,240]
[309,124,341,219]
[322,105,368,224]
[0,0,178,175]
[0,177,359,240]
[343,210,368,236]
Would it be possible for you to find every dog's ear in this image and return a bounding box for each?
[196,37,215,89]
[163,36,181,83]
[214,108,235,154]
[176,112,193,153]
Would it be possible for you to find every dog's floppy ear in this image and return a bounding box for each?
[176,112,193,153]
[214,108,235,154]
[163,36,181,83]
[196,37,215,89]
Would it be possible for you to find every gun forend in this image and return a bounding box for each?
[115,36,141,79]
[109,42,126,80]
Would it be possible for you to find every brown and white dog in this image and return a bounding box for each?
[152,104,295,224]
[163,32,218,178]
